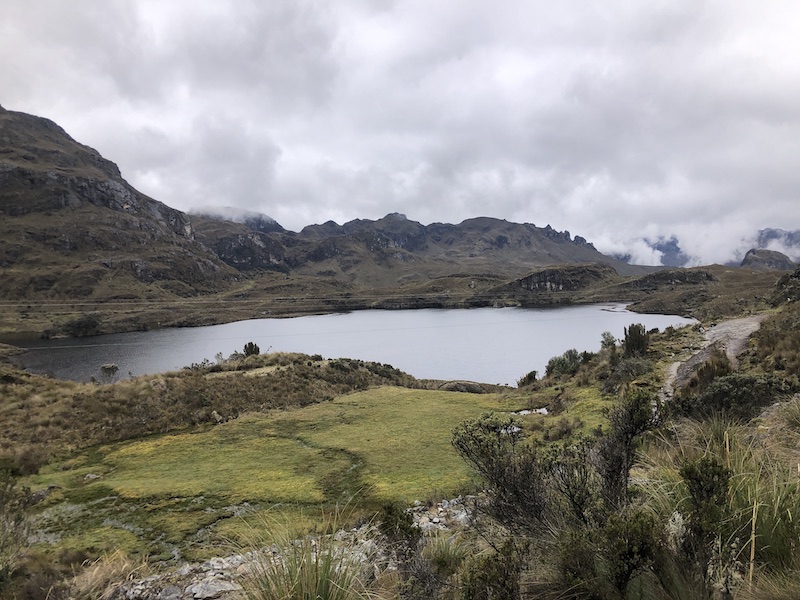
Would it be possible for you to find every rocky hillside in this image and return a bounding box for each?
[0,106,238,301]
[740,248,796,271]
[192,212,647,288]
[0,106,649,307]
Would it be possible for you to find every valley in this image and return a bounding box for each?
[2,105,800,599]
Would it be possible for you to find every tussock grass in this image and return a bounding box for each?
[70,550,147,600]
[236,508,385,600]
[0,353,422,468]
[641,418,800,586]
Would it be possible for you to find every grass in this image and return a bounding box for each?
[0,353,422,469]
[237,508,383,600]
[640,417,800,588]
[69,549,148,600]
[23,386,511,563]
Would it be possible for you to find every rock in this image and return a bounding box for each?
[185,578,241,599]
[157,585,182,600]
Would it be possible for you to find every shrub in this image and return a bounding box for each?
[452,414,549,534]
[461,540,525,600]
[597,388,656,507]
[545,349,582,378]
[623,324,649,358]
[516,370,537,387]
[63,314,101,337]
[681,348,732,396]
[601,357,653,393]
[600,331,617,351]
[379,502,420,562]
[672,374,790,421]
[0,471,29,587]
[243,342,260,357]
[603,507,658,595]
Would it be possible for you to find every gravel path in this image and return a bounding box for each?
[660,314,767,401]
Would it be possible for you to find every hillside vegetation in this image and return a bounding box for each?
[2,104,800,599]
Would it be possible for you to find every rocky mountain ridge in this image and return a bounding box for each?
[0,106,646,307]
[740,248,796,272]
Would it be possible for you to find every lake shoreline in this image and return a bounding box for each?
[8,305,696,386]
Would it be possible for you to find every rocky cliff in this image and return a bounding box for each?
[0,107,238,300]
[740,248,796,272]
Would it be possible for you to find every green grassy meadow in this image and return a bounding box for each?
[25,386,514,561]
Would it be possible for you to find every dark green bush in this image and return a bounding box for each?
[62,314,101,337]
[603,507,658,595]
[678,455,731,572]
[672,374,790,421]
[623,324,649,358]
[462,540,525,600]
[452,414,549,534]
[601,357,653,393]
[242,341,260,356]
[546,349,582,378]
[516,370,537,387]
[682,348,732,396]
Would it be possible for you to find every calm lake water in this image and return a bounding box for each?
[10,305,695,386]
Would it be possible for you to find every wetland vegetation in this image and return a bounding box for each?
[1,267,799,599]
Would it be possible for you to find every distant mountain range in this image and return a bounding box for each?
[0,106,651,305]
[613,230,798,271]
[0,105,794,315]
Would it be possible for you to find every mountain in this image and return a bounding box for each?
[756,228,800,261]
[0,106,239,303]
[0,106,659,336]
[614,236,689,268]
[740,248,796,271]
[281,213,647,285]
[621,229,800,268]
[190,206,285,234]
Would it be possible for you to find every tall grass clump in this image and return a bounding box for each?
[238,509,383,600]
[641,418,800,596]
[70,550,147,600]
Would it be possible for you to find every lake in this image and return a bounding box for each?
[10,305,695,385]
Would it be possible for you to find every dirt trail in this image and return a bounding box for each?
[660,314,767,402]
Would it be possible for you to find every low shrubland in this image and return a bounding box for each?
[418,307,800,599]
[0,353,422,470]
[6,294,800,599]
[10,385,510,592]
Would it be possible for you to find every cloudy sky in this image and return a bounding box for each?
[2,1,799,265]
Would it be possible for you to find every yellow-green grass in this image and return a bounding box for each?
[102,428,333,503]
[518,384,612,442]
[257,387,510,500]
[25,386,514,561]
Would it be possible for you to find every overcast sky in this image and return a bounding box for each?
[2,1,799,265]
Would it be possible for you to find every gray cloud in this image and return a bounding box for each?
[2,0,799,265]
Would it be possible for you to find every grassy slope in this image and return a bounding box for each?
[24,386,515,562]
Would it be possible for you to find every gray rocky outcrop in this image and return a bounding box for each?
[103,496,475,599]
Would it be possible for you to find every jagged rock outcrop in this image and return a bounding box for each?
[740,248,796,272]
[191,216,289,272]
[505,264,619,293]
[621,268,716,290]
[773,266,800,304]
